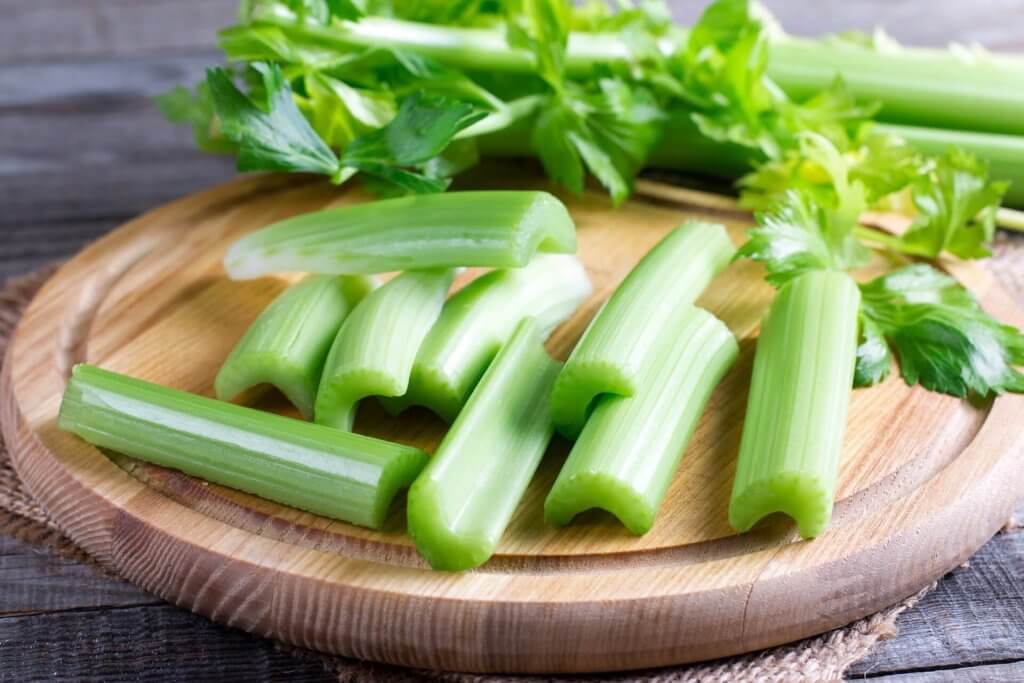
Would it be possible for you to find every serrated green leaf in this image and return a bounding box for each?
[853,316,892,387]
[155,82,236,154]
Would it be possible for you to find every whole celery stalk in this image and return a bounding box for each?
[60,365,428,529]
[729,270,861,539]
[215,274,375,419]
[407,319,560,571]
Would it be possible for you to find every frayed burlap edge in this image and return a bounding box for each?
[1,234,1022,682]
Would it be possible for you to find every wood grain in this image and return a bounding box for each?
[2,168,1022,674]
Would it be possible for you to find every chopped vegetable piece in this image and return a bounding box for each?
[550,222,735,439]
[315,268,456,430]
[380,253,591,422]
[224,191,577,279]
[215,274,375,419]
[59,365,428,528]
[407,319,560,571]
[544,306,737,534]
[729,270,861,539]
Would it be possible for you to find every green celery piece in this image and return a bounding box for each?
[380,253,591,422]
[544,306,737,535]
[729,270,861,540]
[215,274,375,420]
[550,222,735,439]
[407,319,561,571]
[315,268,456,430]
[59,365,428,529]
[224,191,577,279]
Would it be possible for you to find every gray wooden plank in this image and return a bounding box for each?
[846,527,1024,679]
[0,603,334,683]
[859,660,1024,682]
[0,535,156,616]
[0,220,119,280]
[0,0,235,64]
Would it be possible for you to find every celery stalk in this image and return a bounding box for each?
[59,365,428,528]
[315,268,456,430]
[224,191,577,279]
[215,274,375,419]
[407,319,560,571]
[729,270,861,540]
[550,222,735,439]
[380,254,591,422]
[544,307,738,535]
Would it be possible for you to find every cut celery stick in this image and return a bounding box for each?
[224,191,577,279]
[380,253,591,422]
[407,319,560,571]
[729,270,861,540]
[214,274,375,420]
[544,306,738,535]
[315,268,456,430]
[550,222,735,439]
[59,365,428,528]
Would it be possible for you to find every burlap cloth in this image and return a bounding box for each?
[2,233,1022,682]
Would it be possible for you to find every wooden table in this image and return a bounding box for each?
[1,1,1021,680]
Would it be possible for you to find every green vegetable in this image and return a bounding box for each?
[59,364,428,529]
[550,221,735,439]
[407,319,560,571]
[315,268,456,430]
[545,306,737,534]
[729,270,861,539]
[224,191,577,279]
[380,253,591,422]
[215,274,375,419]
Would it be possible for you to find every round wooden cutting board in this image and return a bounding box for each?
[3,166,1023,674]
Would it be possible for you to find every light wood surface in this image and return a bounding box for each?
[2,166,1023,674]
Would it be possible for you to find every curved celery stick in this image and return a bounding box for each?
[407,319,560,571]
[380,253,591,422]
[544,307,738,535]
[550,222,735,439]
[214,274,375,420]
[315,268,456,430]
[224,191,577,279]
[59,365,428,528]
[729,270,861,539]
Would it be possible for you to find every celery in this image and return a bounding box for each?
[380,254,591,422]
[315,268,456,430]
[59,365,428,528]
[407,319,560,571]
[544,307,737,535]
[215,274,375,419]
[729,270,861,540]
[224,191,577,279]
[550,222,735,439]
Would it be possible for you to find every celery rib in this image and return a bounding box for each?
[380,254,591,422]
[60,365,428,528]
[544,307,738,535]
[550,222,735,439]
[728,270,861,540]
[214,274,375,419]
[315,268,456,430]
[224,191,577,279]
[407,319,560,571]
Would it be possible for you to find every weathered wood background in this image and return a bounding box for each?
[0,1,1022,681]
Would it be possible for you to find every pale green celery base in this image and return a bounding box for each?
[215,355,318,420]
[549,360,633,441]
[314,368,404,431]
[543,471,654,535]
[377,365,466,423]
[406,482,494,571]
[728,473,832,539]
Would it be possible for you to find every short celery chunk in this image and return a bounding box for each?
[544,306,738,534]
[215,274,375,419]
[729,270,861,539]
[407,319,561,571]
[60,365,428,529]
[550,222,735,439]
[315,268,456,430]
[224,191,577,279]
[380,253,591,422]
